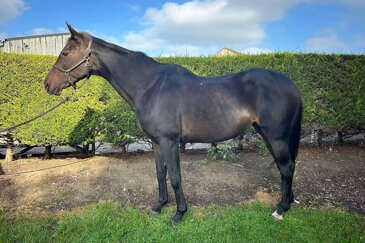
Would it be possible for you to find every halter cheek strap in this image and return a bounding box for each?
[53,39,92,89]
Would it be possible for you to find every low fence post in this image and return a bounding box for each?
[44,145,52,159]
[237,134,244,150]
[0,163,4,175]
[5,134,14,163]
[180,142,186,153]
[316,129,323,148]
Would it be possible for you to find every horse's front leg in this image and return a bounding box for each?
[151,142,168,215]
[159,137,187,226]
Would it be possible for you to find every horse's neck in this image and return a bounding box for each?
[92,38,161,108]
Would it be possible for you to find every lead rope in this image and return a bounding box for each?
[0,75,90,134]
[0,39,93,133]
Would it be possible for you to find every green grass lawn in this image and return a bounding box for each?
[1,201,364,242]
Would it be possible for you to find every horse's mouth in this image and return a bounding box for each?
[51,85,64,96]
[45,76,84,96]
[46,83,67,96]
[54,89,62,96]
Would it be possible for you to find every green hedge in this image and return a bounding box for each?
[0,52,364,147]
[157,53,365,130]
[0,52,138,146]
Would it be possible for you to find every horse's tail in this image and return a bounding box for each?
[290,102,302,161]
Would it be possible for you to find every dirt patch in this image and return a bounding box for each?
[0,146,364,215]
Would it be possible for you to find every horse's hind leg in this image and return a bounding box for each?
[253,124,295,219]
[269,139,295,219]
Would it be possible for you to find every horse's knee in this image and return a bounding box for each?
[156,169,167,181]
[277,160,295,177]
[170,175,181,189]
[280,169,294,182]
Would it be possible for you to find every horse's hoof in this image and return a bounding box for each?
[150,210,160,217]
[294,199,300,204]
[170,218,179,228]
[272,211,283,221]
[170,214,182,228]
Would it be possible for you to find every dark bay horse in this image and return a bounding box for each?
[45,24,302,225]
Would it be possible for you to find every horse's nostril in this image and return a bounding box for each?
[44,82,49,91]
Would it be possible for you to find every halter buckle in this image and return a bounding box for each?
[84,56,90,68]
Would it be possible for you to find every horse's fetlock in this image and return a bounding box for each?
[277,201,291,214]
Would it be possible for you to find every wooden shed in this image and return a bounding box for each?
[214,47,241,57]
[0,33,70,56]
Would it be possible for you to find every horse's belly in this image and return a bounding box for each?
[181,108,254,143]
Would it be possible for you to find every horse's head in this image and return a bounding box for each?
[44,23,93,95]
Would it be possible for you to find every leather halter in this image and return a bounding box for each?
[53,38,92,89]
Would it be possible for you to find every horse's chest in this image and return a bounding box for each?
[135,104,181,140]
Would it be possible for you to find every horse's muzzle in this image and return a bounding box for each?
[44,81,62,96]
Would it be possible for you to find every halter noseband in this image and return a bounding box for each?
[53,38,92,89]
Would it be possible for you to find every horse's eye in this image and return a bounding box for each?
[62,51,69,56]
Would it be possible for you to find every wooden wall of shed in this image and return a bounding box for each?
[0,34,70,56]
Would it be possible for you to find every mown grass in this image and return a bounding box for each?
[1,201,364,242]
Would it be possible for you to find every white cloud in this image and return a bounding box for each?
[354,34,365,48]
[25,27,69,37]
[121,0,306,56]
[0,0,27,25]
[57,27,68,33]
[341,0,365,10]
[85,29,124,47]
[30,27,54,35]
[241,47,274,54]
[0,32,7,38]
[159,44,204,57]
[304,29,349,52]
[126,3,141,12]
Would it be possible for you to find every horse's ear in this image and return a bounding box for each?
[66,22,80,39]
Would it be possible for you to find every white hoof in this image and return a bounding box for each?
[150,210,160,217]
[272,211,283,221]
[294,199,300,204]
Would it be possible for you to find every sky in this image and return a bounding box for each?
[0,0,364,56]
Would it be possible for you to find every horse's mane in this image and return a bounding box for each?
[81,32,153,61]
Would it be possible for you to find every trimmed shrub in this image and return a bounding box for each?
[0,53,109,146]
[1,52,364,149]
[157,53,365,131]
[97,83,145,145]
